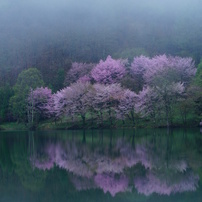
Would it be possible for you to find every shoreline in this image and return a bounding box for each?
[0,121,200,131]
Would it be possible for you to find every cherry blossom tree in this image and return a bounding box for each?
[89,83,124,126]
[131,54,196,87]
[53,87,73,119]
[91,55,127,84]
[131,55,195,127]
[136,83,185,127]
[55,55,197,128]
[54,82,138,126]
[77,75,91,83]
[116,89,137,125]
[53,82,92,126]
[135,86,161,123]
[64,62,94,86]
[156,82,185,126]
[69,82,92,126]
[27,87,54,124]
[130,55,151,91]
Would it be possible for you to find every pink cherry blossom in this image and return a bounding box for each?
[91,55,127,84]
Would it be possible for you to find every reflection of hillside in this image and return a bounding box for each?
[31,133,199,197]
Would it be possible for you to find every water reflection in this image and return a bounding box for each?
[29,129,200,197]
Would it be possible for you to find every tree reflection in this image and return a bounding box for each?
[134,169,199,196]
[30,129,200,197]
[94,173,129,197]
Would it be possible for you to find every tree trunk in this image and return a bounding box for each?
[131,111,135,127]
[81,115,86,128]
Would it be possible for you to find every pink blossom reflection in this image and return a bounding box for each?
[134,170,199,196]
[31,137,200,197]
[94,173,129,197]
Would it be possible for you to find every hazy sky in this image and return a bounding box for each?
[0,0,202,67]
[1,0,201,25]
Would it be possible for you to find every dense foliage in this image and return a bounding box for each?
[0,84,13,122]
[4,55,200,129]
[9,68,44,123]
[0,54,201,129]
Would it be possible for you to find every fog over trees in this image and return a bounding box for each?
[0,0,202,87]
[0,0,202,127]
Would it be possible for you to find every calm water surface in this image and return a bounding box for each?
[0,128,201,202]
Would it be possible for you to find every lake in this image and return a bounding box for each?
[0,128,201,202]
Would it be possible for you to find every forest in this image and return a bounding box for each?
[0,0,202,129]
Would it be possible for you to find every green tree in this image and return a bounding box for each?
[9,68,44,123]
[54,68,65,91]
[0,83,13,122]
[192,62,202,122]
[194,62,202,87]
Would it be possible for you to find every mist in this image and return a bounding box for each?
[0,0,202,85]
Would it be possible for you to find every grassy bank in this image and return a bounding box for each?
[0,122,27,131]
[0,115,200,131]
